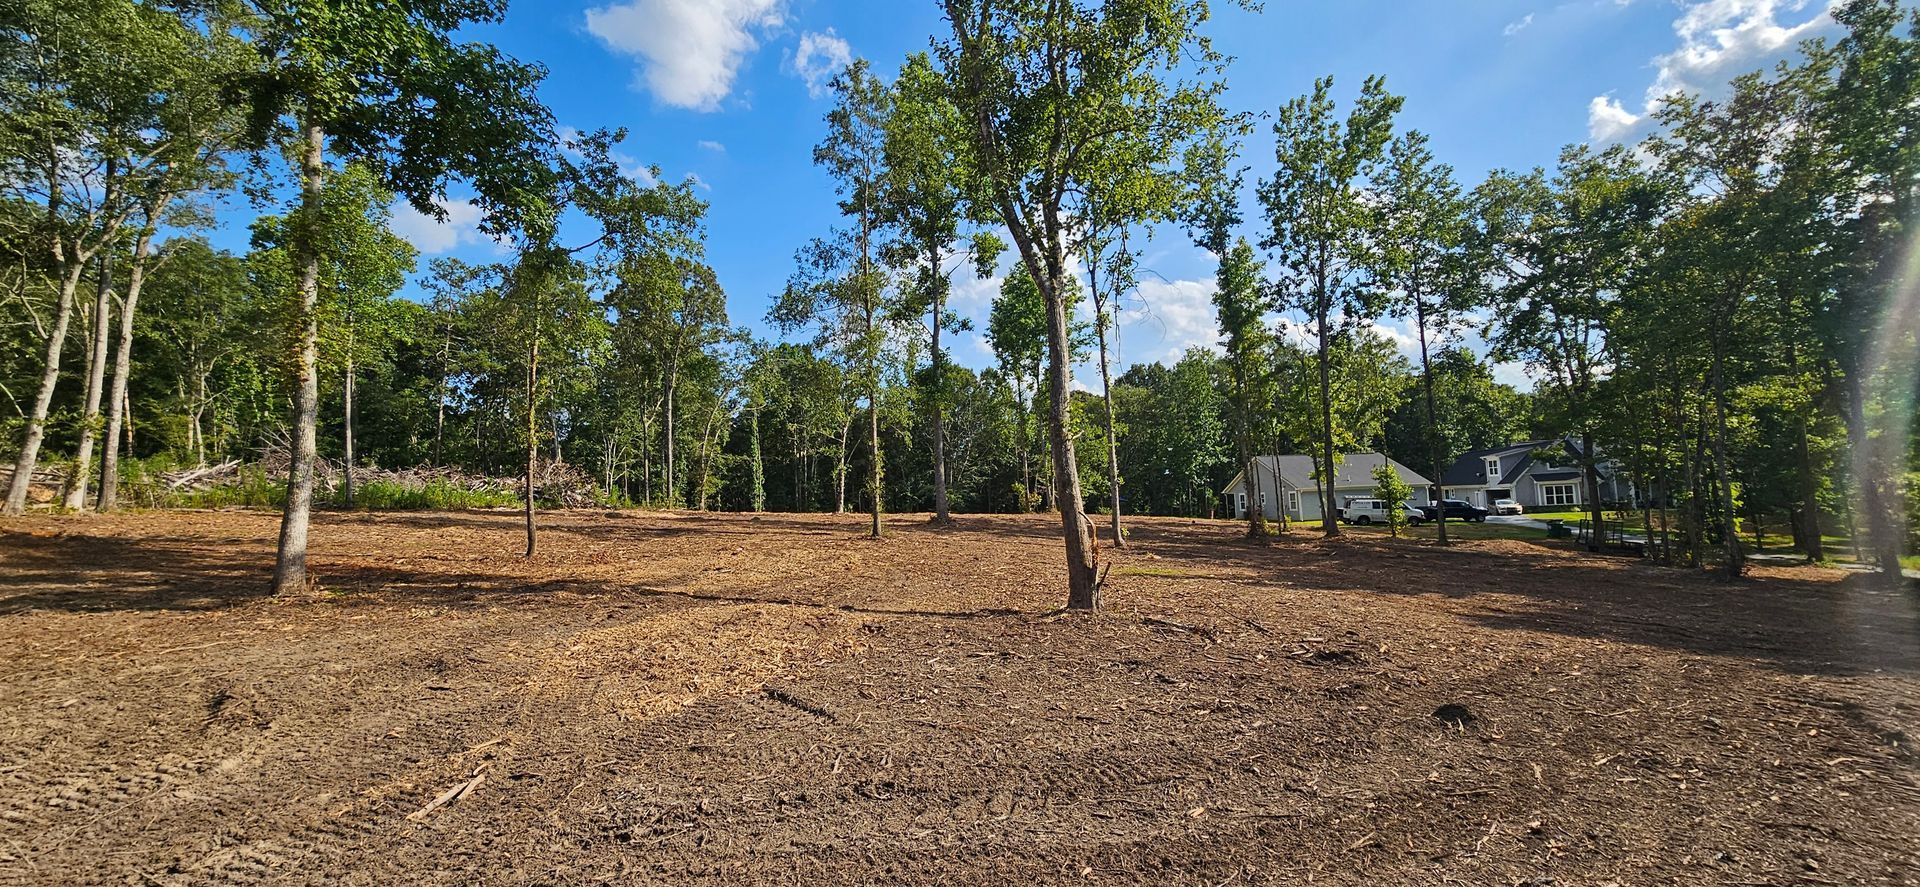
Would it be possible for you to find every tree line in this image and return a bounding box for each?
[3,0,1915,608]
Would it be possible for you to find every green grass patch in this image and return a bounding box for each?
[1342,520,1546,542]
[337,479,521,510]
[166,467,286,509]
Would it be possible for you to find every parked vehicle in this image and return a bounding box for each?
[1337,498,1427,526]
[1491,498,1523,515]
[1418,499,1490,522]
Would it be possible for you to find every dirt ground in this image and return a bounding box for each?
[0,509,1916,886]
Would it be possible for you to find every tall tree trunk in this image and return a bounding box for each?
[1843,375,1906,584]
[1314,303,1340,537]
[749,401,765,512]
[1793,419,1822,562]
[4,264,86,515]
[1707,337,1744,577]
[343,320,356,509]
[191,371,210,467]
[1781,310,1823,562]
[1583,431,1605,555]
[1685,421,1706,569]
[1415,300,1448,545]
[64,252,114,510]
[97,224,158,512]
[792,433,804,511]
[1268,430,1292,533]
[1095,300,1124,548]
[663,369,677,508]
[833,411,850,514]
[8,146,112,516]
[1017,377,1032,511]
[432,325,450,466]
[524,334,538,558]
[695,397,720,511]
[930,272,951,524]
[271,121,326,595]
[1233,356,1264,538]
[1042,263,1099,609]
[868,374,882,537]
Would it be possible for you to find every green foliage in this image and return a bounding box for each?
[1382,347,1527,473]
[1372,461,1414,537]
[1257,74,1403,529]
[341,478,521,511]
[1112,350,1231,517]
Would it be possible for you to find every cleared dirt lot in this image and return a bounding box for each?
[1,509,1916,885]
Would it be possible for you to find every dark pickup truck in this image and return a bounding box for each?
[1418,499,1490,522]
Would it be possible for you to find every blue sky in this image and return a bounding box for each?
[212,0,1845,388]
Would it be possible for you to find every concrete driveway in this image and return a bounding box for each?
[1484,514,1550,530]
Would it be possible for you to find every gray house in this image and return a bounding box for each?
[1220,453,1433,522]
[1438,439,1631,510]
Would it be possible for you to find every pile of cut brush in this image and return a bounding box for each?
[155,451,609,510]
[0,466,66,504]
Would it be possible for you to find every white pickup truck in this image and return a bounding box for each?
[1337,497,1428,526]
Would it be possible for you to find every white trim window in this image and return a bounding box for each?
[1484,456,1501,482]
[1237,493,1247,517]
[1538,482,1578,507]
[1287,491,1300,516]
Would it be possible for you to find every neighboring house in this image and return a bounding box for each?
[1438,439,1632,510]
[1220,453,1433,522]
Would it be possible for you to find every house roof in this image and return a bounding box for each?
[1221,453,1433,495]
[1440,440,1556,487]
[1529,469,1583,482]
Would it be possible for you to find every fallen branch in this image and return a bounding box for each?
[762,685,836,722]
[1142,617,1217,643]
[407,763,490,822]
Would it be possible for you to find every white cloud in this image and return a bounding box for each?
[584,0,785,111]
[1491,360,1537,389]
[389,197,493,256]
[1586,95,1643,143]
[948,267,1002,316]
[697,139,726,152]
[1357,317,1419,355]
[1586,0,1837,143]
[1121,278,1221,365]
[1503,13,1534,36]
[789,29,853,99]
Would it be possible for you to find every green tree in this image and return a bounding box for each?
[881,52,985,525]
[1375,129,1475,543]
[1371,459,1413,538]
[936,0,1236,608]
[252,163,417,508]
[1,0,244,514]
[229,0,558,593]
[1256,75,1403,537]
[1807,0,1920,583]
[1213,239,1275,536]
[1477,146,1662,554]
[781,58,894,536]
[1381,347,1526,474]
[1274,328,1411,501]
[139,240,262,466]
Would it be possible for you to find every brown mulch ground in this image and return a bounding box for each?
[0,509,1915,886]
